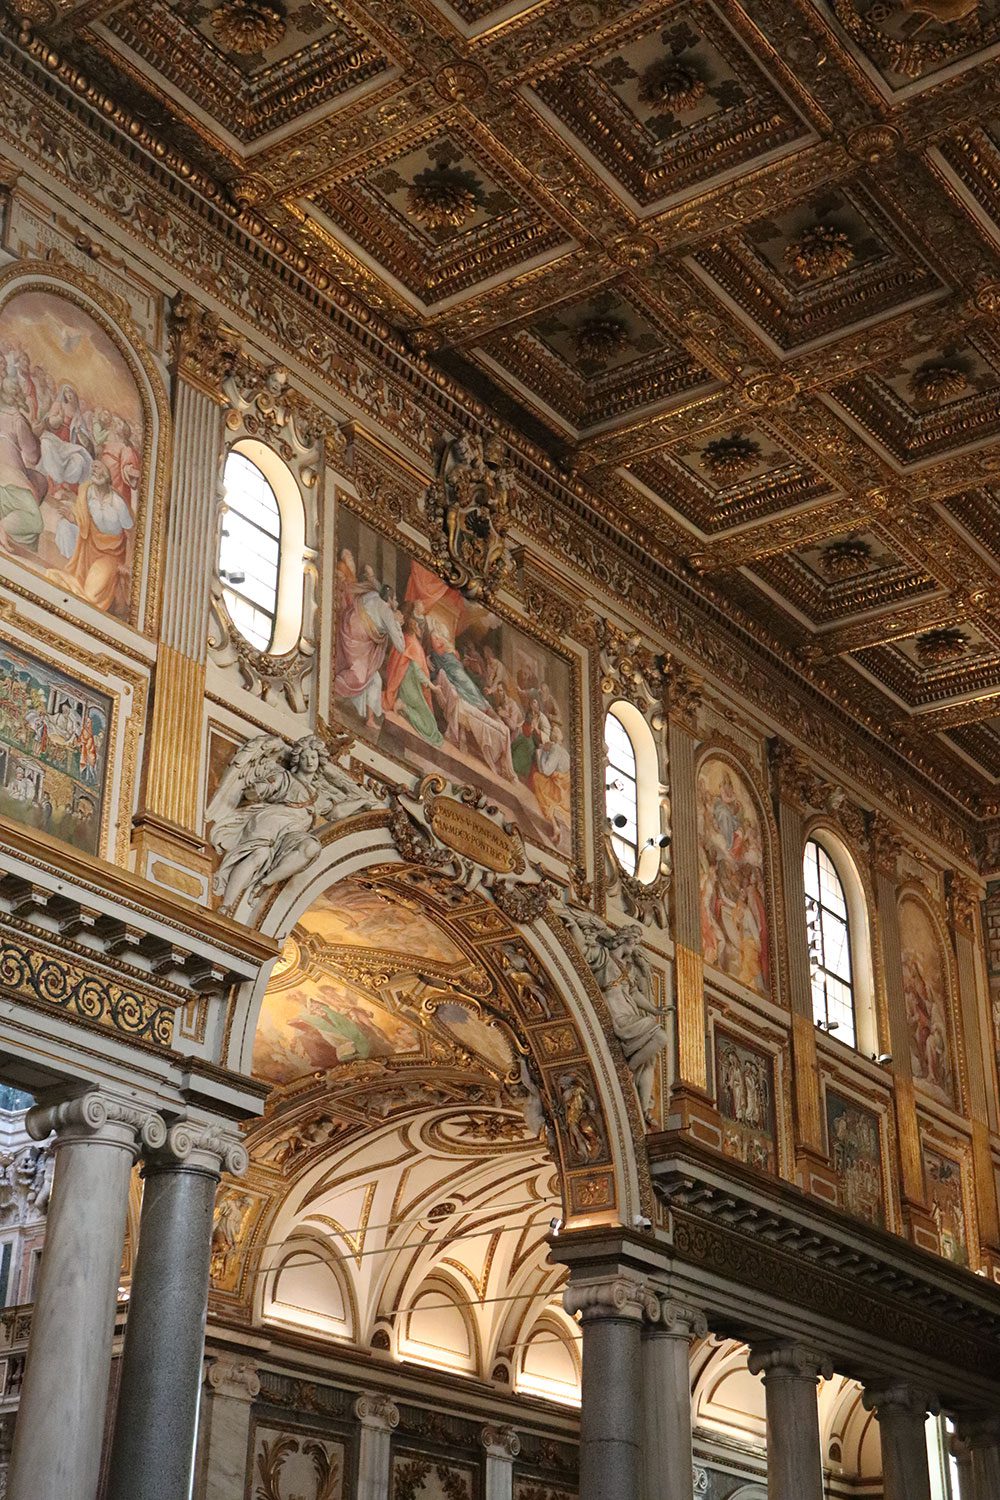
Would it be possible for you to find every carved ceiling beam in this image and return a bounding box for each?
[802,597,966,662]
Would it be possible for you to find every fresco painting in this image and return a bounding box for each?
[697,756,770,995]
[0,289,145,619]
[924,1145,968,1267]
[334,509,575,856]
[253,969,423,1085]
[714,1029,777,1173]
[826,1091,885,1228]
[898,896,956,1106]
[0,637,110,856]
[300,878,465,965]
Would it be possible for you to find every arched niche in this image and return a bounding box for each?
[803,819,879,1058]
[0,264,169,633]
[263,1233,357,1342]
[695,745,778,1002]
[223,818,647,1228]
[605,699,662,885]
[897,887,962,1109]
[514,1305,581,1406]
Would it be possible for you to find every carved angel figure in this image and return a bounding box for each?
[559,907,667,1123]
[206,732,380,914]
[428,433,512,599]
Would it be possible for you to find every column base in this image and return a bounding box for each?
[794,1146,839,1207]
[664,1085,722,1152]
[131,813,213,906]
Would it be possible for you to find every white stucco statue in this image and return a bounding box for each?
[206,732,380,914]
[559,907,667,1124]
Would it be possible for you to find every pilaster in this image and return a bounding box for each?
[355,1392,400,1500]
[948,875,1000,1271]
[132,295,239,903]
[195,1355,262,1500]
[481,1423,519,1500]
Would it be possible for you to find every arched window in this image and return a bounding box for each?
[604,703,663,885]
[803,838,856,1047]
[219,449,282,651]
[605,710,639,875]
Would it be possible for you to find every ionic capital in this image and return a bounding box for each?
[205,1355,260,1402]
[748,1342,833,1384]
[862,1382,939,1420]
[648,1297,708,1341]
[954,1413,1000,1449]
[563,1271,652,1324]
[145,1121,249,1178]
[27,1091,167,1157]
[481,1423,520,1460]
[354,1392,399,1432]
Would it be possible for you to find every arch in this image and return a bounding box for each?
[218,437,306,656]
[0,263,169,634]
[223,818,646,1228]
[897,886,963,1109]
[802,822,878,1057]
[514,1304,581,1405]
[398,1268,481,1376]
[695,744,778,1003]
[605,700,661,884]
[262,1232,357,1341]
[691,1339,764,1447]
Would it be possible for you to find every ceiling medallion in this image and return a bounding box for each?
[740,371,799,407]
[573,316,630,366]
[210,0,286,54]
[915,628,970,666]
[819,538,874,580]
[637,58,707,116]
[406,169,480,231]
[847,124,901,163]
[785,224,855,282]
[908,362,968,406]
[434,62,488,102]
[701,433,762,482]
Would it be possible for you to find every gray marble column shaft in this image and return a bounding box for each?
[956,1417,1000,1500]
[642,1299,706,1500]
[7,1093,164,1500]
[355,1394,400,1500]
[105,1124,247,1500]
[863,1385,936,1500]
[748,1344,831,1500]
[565,1276,650,1500]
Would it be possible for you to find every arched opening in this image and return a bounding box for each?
[805,826,877,1058]
[604,700,661,884]
[218,438,305,655]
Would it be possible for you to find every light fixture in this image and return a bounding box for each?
[816,1018,840,1033]
[549,1218,563,1236]
[643,834,671,849]
[220,569,246,585]
[873,1052,893,1066]
[633,1214,652,1231]
[611,813,629,829]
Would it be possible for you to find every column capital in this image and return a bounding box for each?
[27,1091,167,1155]
[861,1382,939,1419]
[564,1270,657,1324]
[354,1393,399,1432]
[145,1121,249,1178]
[481,1424,520,1460]
[647,1295,707,1340]
[748,1342,833,1383]
[205,1355,260,1402]
[954,1413,1000,1448]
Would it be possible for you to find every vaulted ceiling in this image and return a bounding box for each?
[22,0,1000,807]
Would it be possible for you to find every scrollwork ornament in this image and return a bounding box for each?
[169,293,241,395]
[425,434,514,601]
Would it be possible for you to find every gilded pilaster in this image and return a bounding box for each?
[948,874,1000,1269]
[132,298,239,902]
[664,662,709,1104]
[871,819,931,1242]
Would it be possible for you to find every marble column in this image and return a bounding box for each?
[642,1297,706,1500]
[564,1273,652,1500]
[194,1356,261,1500]
[105,1122,248,1500]
[7,1092,165,1500]
[950,1433,974,1500]
[748,1343,832,1500]
[355,1393,400,1500]
[482,1424,519,1500]
[956,1416,1000,1500]
[862,1384,937,1500]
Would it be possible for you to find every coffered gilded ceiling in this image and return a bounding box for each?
[21,0,1000,802]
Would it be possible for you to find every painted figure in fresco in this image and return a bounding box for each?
[529,723,571,847]
[206,733,381,913]
[926,1151,968,1266]
[334,568,405,728]
[697,761,770,996]
[828,1099,883,1226]
[0,378,44,551]
[559,908,667,1124]
[382,602,443,746]
[901,944,954,1101]
[48,460,134,614]
[716,1037,775,1172]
